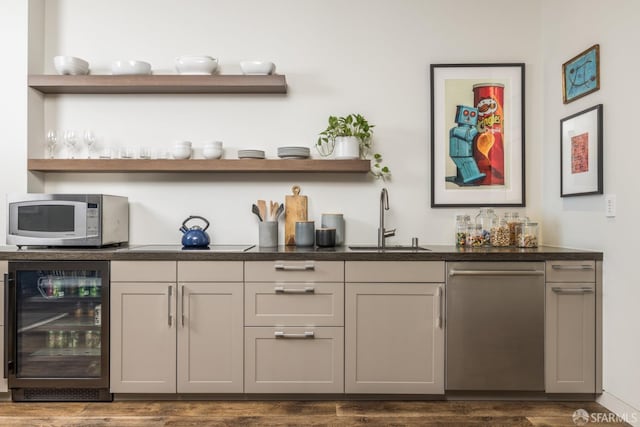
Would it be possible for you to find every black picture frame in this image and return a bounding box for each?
[430,63,525,207]
[560,104,603,197]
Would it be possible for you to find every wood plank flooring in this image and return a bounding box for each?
[0,400,630,426]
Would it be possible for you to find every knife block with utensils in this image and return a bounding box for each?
[285,185,308,245]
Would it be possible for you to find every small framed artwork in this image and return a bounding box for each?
[430,63,525,207]
[560,104,603,197]
[562,44,600,104]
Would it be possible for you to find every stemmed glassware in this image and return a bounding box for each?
[45,130,58,159]
[83,130,96,158]
[63,130,78,159]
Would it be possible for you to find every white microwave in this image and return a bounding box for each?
[7,194,129,248]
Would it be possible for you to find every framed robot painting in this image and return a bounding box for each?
[430,63,525,207]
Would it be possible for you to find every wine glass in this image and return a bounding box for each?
[45,130,58,159]
[63,130,77,159]
[83,130,96,158]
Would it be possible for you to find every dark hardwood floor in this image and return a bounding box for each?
[0,400,630,426]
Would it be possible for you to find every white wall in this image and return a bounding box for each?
[0,1,30,238]
[541,0,640,422]
[23,0,543,245]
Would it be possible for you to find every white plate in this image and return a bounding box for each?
[278,155,309,159]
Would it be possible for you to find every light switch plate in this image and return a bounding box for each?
[605,194,616,217]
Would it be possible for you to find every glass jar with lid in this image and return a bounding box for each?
[503,212,521,246]
[466,223,484,247]
[490,217,510,247]
[516,219,539,248]
[475,208,497,246]
[455,214,471,247]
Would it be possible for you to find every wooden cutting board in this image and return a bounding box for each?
[285,185,308,245]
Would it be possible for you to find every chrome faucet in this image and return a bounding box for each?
[378,188,396,248]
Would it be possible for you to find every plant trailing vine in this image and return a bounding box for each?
[316,113,390,180]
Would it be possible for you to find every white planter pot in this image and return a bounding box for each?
[333,136,360,160]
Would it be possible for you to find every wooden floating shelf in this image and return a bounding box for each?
[28,159,371,173]
[28,74,288,94]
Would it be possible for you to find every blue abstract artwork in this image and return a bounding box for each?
[563,44,600,103]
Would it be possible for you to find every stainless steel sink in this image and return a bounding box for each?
[348,245,431,251]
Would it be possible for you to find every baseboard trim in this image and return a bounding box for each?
[598,391,640,427]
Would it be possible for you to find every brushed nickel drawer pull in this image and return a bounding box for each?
[436,286,443,329]
[274,286,315,294]
[551,264,594,271]
[274,331,315,339]
[167,285,173,327]
[449,269,544,277]
[551,287,594,294]
[274,262,315,271]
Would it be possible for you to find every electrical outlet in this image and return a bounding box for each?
[605,194,616,218]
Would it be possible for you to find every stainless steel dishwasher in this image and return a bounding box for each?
[446,262,545,391]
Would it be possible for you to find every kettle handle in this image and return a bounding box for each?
[182,215,210,231]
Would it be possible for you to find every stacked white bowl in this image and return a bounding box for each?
[54,56,90,75]
[175,56,218,75]
[172,141,192,159]
[203,141,223,159]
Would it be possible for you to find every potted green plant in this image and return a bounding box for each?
[316,113,390,179]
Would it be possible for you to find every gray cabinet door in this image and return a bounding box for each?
[177,283,243,393]
[545,283,596,393]
[345,283,444,394]
[110,283,177,393]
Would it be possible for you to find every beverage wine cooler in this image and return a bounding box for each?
[5,261,111,401]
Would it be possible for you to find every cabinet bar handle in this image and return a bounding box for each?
[274,286,315,294]
[551,264,594,271]
[551,287,594,294]
[168,285,173,326]
[436,286,443,329]
[274,262,315,271]
[181,285,185,327]
[449,269,544,277]
[274,331,315,339]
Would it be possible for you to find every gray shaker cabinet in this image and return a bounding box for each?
[110,261,243,394]
[244,261,344,393]
[545,260,601,393]
[345,261,445,394]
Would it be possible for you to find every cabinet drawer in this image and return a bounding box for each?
[244,326,344,393]
[111,261,176,282]
[245,261,343,282]
[546,261,595,283]
[245,282,343,326]
[346,261,445,283]
[177,261,243,282]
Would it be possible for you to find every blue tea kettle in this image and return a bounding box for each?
[180,215,211,249]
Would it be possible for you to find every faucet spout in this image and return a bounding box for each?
[378,188,395,248]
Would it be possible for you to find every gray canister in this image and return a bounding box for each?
[321,213,345,245]
[295,221,315,247]
[258,221,278,247]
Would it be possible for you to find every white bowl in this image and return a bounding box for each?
[53,56,89,75]
[239,60,275,75]
[174,140,192,147]
[172,146,192,159]
[111,60,152,75]
[175,56,218,75]
[203,147,223,159]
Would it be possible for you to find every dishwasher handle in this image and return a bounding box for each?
[551,287,594,294]
[448,269,545,277]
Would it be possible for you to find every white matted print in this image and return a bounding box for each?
[560,104,603,197]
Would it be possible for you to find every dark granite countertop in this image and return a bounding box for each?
[0,244,603,262]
